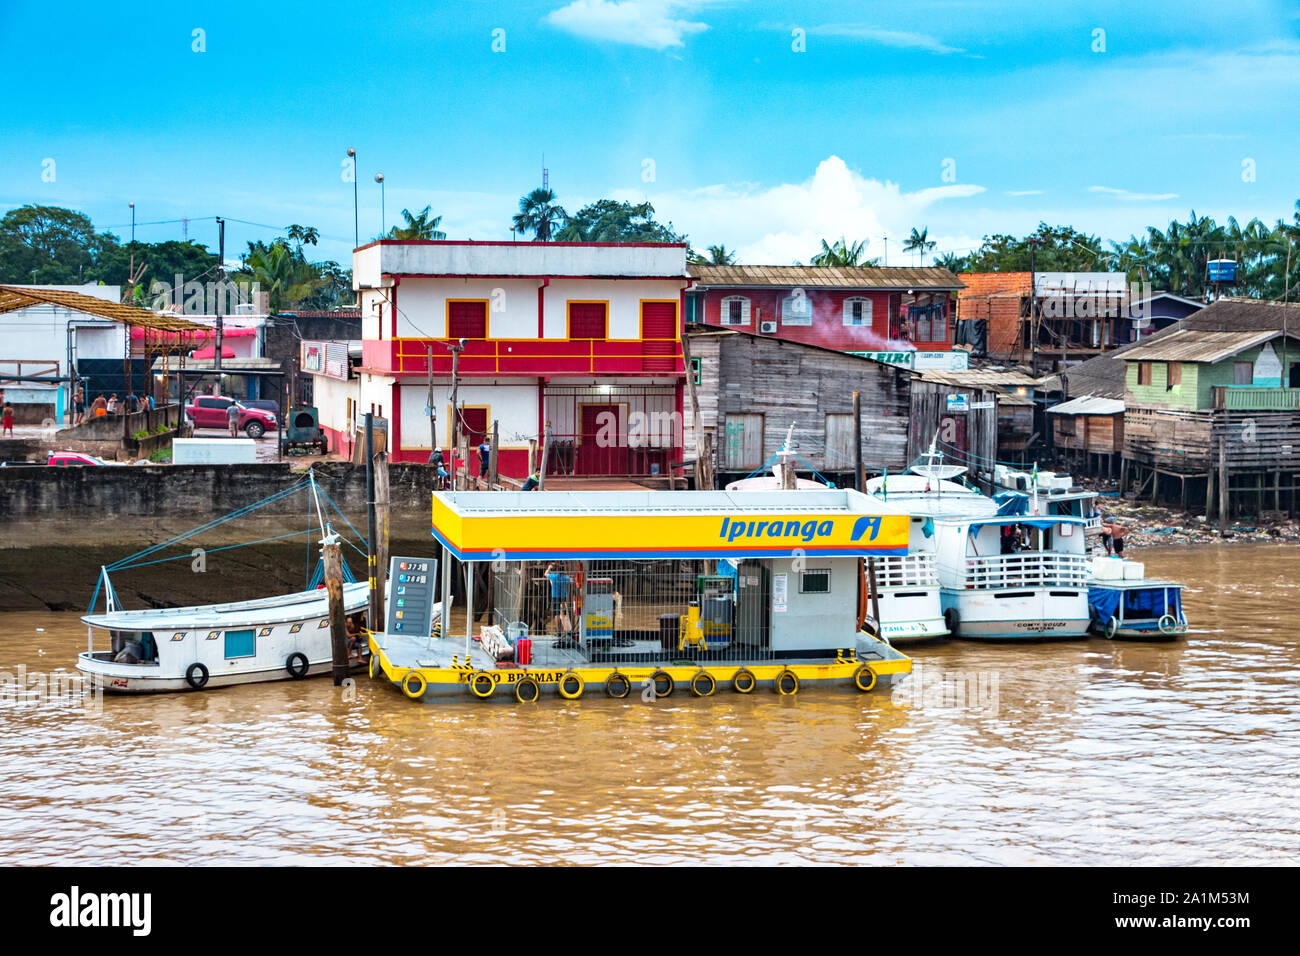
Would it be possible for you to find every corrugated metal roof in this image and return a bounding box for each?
[689,264,963,290]
[1047,396,1125,416]
[919,368,1041,388]
[1033,272,1127,295]
[1121,328,1300,363]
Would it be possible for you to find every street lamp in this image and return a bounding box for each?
[375,173,385,238]
[129,202,135,244]
[346,147,358,249]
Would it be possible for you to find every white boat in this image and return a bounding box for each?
[77,580,373,692]
[859,447,996,642]
[933,515,1091,640]
[994,464,1102,533]
[1087,558,1188,640]
[74,471,378,693]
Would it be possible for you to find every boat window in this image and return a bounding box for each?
[224,629,257,659]
[799,569,831,594]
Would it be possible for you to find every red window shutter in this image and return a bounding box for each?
[448,301,487,339]
[570,303,607,339]
[641,302,678,371]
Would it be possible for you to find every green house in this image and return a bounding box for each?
[1123,328,1300,412]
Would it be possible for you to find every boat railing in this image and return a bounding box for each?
[873,553,939,588]
[952,552,1090,590]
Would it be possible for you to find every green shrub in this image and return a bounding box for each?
[148,448,172,463]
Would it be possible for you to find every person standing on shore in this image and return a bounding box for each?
[73,385,85,424]
[2,401,14,438]
[227,402,240,437]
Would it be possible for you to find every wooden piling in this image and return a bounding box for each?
[324,537,349,685]
[374,449,389,624]
[1218,435,1228,530]
[852,391,863,492]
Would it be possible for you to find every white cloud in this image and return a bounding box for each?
[544,1,713,50]
[623,155,986,265]
[1089,185,1180,202]
[808,24,965,55]
[1005,189,1045,196]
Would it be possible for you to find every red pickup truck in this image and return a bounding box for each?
[184,396,277,438]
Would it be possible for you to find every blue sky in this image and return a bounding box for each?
[2,0,1298,267]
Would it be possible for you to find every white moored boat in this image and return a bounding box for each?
[933,515,1091,640]
[77,580,372,693]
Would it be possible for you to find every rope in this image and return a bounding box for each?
[107,478,312,570]
[117,530,316,570]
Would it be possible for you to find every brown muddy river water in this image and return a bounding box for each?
[1,543,1297,865]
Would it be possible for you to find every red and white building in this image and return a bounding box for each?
[685,264,965,367]
[352,241,690,479]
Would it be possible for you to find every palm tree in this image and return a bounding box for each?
[811,237,872,267]
[903,227,937,266]
[387,206,446,240]
[240,240,320,313]
[512,188,567,242]
[689,244,738,265]
[286,224,319,247]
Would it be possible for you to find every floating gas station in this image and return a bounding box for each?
[368,489,914,702]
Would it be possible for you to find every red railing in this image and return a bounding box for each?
[364,338,685,376]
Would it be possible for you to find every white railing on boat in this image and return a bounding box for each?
[874,554,939,588]
[945,552,1089,590]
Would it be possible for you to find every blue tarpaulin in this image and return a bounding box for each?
[1089,585,1182,628]
[994,492,1029,516]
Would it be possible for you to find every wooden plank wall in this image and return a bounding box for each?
[1125,406,1300,473]
[907,381,998,488]
[684,331,912,479]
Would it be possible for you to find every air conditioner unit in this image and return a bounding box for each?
[759,320,777,334]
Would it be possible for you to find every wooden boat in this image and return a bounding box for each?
[77,581,371,692]
[1087,558,1188,640]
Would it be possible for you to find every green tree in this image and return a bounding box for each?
[233,240,320,313]
[554,199,685,244]
[0,204,118,284]
[386,206,446,240]
[810,237,874,267]
[688,244,737,265]
[286,224,320,247]
[91,240,218,301]
[512,188,567,241]
[903,227,937,266]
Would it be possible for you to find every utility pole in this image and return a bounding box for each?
[346,148,358,250]
[215,217,225,373]
[434,345,444,463]
[365,413,380,631]
[853,390,863,491]
[1028,238,1040,375]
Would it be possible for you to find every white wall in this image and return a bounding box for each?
[354,241,688,288]
[311,373,358,434]
[384,276,682,341]
[767,556,858,651]
[398,380,537,451]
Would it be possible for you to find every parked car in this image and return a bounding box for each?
[241,399,281,419]
[184,396,277,438]
[47,451,108,466]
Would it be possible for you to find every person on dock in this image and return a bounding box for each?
[521,469,541,491]
[478,440,491,479]
[2,401,14,438]
[545,563,571,639]
[1101,516,1129,556]
[73,385,85,425]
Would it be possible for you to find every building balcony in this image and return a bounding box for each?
[362,338,684,378]
[1212,386,1300,410]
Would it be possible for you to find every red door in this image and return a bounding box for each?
[579,403,628,475]
[641,301,677,372]
[452,406,487,474]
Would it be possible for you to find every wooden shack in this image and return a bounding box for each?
[906,380,999,491]
[1046,396,1125,476]
[683,327,912,487]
